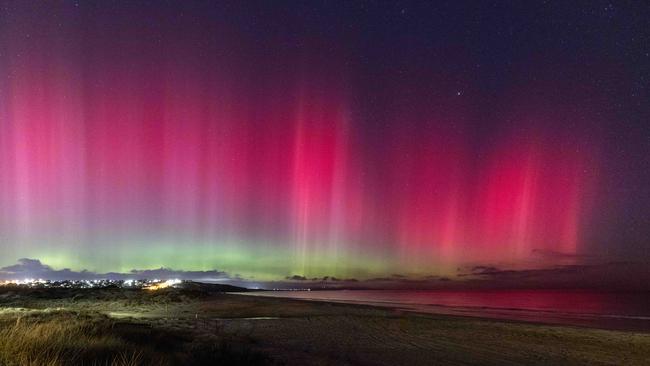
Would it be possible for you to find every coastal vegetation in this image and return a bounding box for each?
[0,285,648,365]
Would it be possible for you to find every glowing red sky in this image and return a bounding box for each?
[0,2,645,279]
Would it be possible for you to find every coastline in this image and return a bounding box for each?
[1,287,650,365]
[223,292,650,365]
[238,290,650,333]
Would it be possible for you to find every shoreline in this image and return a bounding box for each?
[2,286,650,365]
[237,290,650,333]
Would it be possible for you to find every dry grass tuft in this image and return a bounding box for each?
[0,309,270,366]
[0,311,150,366]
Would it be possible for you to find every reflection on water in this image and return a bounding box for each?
[245,290,650,331]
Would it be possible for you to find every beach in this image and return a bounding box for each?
[0,286,649,365]
[243,289,650,332]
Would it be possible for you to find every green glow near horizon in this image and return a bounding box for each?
[2,237,417,281]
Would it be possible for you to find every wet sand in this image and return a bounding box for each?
[241,289,650,332]
[210,293,650,365]
[1,287,649,365]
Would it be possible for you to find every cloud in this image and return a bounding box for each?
[0,258,231,282]
[1,258,46,273]
[531,249,596,262]
[4,258,650,291]
[465,266,500,275]
[124,268,229,281]
[457,262,650,290]
[285,275,308,281]
[0,258,95,281]
[283,275,360,283]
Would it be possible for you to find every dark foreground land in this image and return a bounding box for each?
[0,285,649,366]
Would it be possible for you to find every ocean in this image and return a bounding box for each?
[245,289,650,331]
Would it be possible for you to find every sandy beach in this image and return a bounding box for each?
[0,286,649,365]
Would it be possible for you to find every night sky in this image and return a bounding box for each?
[0,1,648,282]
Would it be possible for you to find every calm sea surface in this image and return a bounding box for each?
[243,289,650,331]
